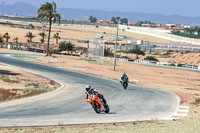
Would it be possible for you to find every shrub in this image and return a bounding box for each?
[49,47,54,56]
[0,75,19,83]
[58,41,75,54]
[104,47,114,57]
[144,56,159,61]
[194,98,200,106]
[177,64,182,67]
[0,88,16,101]
[127,45,145,56]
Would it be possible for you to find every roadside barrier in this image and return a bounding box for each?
[7,44,46,53]
[103,57,200,70]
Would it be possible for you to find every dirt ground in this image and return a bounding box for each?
[0,48,199,132]
[0,22,175,48]
[0,63,60,103]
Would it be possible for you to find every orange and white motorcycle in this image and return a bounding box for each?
[86,91,110,114]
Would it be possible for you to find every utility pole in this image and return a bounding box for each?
[113,17,120,71]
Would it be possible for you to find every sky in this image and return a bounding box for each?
[1,0,200,17]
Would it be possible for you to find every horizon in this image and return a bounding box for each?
[1,0,200,18]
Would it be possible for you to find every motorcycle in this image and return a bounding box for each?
[120,77,129,90]
[86,92,110,114]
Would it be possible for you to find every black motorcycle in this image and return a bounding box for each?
[120,77,129,90]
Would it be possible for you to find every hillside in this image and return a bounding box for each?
[2,2,200,25]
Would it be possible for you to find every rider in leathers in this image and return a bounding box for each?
[85,85,107,105]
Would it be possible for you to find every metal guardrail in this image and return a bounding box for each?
[103,57,200,70]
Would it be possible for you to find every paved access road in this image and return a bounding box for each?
[0,53,179,127]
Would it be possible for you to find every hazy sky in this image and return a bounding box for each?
[1,0,200,17]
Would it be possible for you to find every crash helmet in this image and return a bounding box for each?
[86,85,91,92]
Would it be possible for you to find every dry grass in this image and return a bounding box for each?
[0,75,19,83]
[0,88,16,101]
[0,64,60,103]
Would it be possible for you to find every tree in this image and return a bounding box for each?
[89,16,97,23]
[111,17,117,24]
[104,47,114,57]
[38,1,61,56]
[58,41,67,53]
[3,33,10,42]
[53,32,60,44]
[25,32,36,43]
[58,41,75,54]
[127,45,145,59]
[39,32,46,43]
[144,56,159,62]
[66,41,75,54]
[120,18,128,25]
[13,37,18,43]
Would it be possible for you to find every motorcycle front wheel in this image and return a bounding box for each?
[92,102,101,113]
[123,82,128,90]
[104,104,110,113]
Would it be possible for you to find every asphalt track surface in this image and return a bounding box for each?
[0,53,179,127]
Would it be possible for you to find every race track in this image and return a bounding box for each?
[0,53,179,127]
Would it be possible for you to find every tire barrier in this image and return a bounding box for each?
[7,44,46,53]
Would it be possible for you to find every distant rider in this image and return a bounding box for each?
[85,85,107,105]
[120,72,129,83]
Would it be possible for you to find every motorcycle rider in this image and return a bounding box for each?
[85,85,107,105]
[120,72,129,83]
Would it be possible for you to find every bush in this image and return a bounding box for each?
[177,64,182,67]
[104,47,114,57]
[0,75,19,83]
[144,56,159,62]
[127,45,145,56]
[58,41,75,54]
[49,47,54,56]
[117,50,127,53]
[0,88,16,101]
[194,98,200,106]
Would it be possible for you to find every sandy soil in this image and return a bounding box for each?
[0,63,60,103]
[0,22,175,48]
[119,52,200,66]
[54,25,174,43]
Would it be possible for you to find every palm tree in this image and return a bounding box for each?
[53,32,60,44]
[3,33,10,42]
[37,1,61,56]
[25,32,36,43]
[39,32,46,43]
[58,41,75,54]
[66,41,75,54]
[58,41,67,54]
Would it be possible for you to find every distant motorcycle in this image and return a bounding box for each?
[120,77,129,90]
[86,92,109,114]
